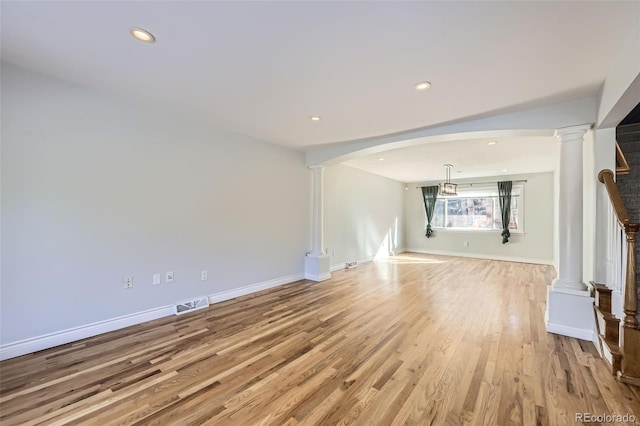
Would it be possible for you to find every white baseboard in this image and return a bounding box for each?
[330,254,376,272]
[304,272,331,282]
[0,305,174,361]
[545,322,595,341]
[405,248,554,266]
[208,273,304,303]
[0,272,306,361]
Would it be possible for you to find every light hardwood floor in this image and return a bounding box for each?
[1,253,639,425]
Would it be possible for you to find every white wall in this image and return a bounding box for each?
[324,165,404,269]
[1,63,310,349]
[405,172,555,264]
[597,2,640,128]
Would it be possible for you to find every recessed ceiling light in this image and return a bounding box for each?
[310,116,321,121]
[414,81,432,91]
[488,141,497,145]
[502,169,508,172]
[130,28,155,43]
[378,157,384,161]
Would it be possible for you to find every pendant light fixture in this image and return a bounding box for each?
[439,164,457,196]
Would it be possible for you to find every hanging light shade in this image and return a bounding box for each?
[439,164,457,196]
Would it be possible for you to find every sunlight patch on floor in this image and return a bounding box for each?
[377,255,447,265]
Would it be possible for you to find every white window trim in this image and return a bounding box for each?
[429,183,525,234]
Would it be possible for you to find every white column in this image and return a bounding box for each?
[552,125,590,292]
[305,165,331,282]
[309,165,325,256]
[546,124,596,342]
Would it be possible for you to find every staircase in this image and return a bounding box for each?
[595,125,640,386]
[594,283,622,373]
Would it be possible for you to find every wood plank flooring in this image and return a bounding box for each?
[1,253,639,425]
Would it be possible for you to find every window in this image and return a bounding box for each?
[429,184,524,233]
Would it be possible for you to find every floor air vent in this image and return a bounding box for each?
[175,296,209,315]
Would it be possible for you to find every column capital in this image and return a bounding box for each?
[308,165,325,171]
[555,124,592,143]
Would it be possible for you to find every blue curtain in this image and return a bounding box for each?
[498,181,512,244]
[421,186,439,238]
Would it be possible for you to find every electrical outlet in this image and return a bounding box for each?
[201,270,208,281]
[124,276,133,289]
[153,273,161,286]
[166,271,174,283]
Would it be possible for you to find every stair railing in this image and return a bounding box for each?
[598,169,638,329]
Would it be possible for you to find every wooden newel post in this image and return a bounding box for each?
[623,226,638,329]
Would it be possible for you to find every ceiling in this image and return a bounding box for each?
[343,135,559,183]
[1,1,636,180]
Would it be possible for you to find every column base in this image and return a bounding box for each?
[551,278,588,294]
[305,254,331,282]
[545,285,595,341]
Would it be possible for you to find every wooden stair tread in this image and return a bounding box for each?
[598,333,622,355]
[594,306,618,321]
[598,332,623,376]
[591,281,612,293]
[594,305,621,356]
[592,281,613,314]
